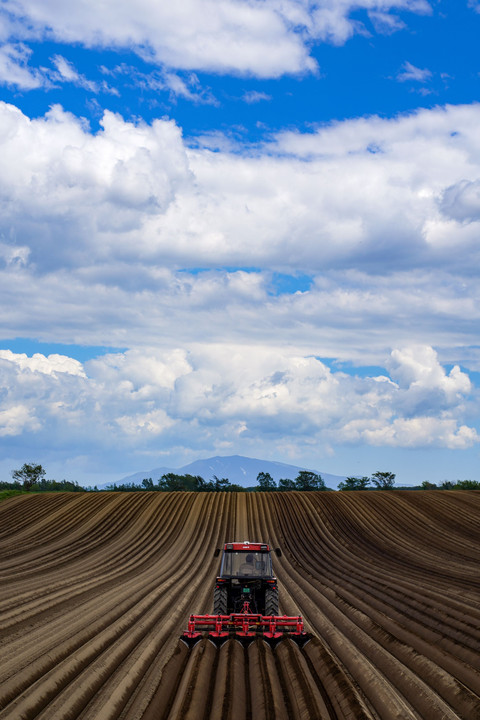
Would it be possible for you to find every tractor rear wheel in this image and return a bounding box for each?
[213,586,228,615]
[265,587,279,616]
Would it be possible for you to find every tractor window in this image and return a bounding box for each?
[221,551,273,577]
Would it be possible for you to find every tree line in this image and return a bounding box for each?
[1,463,95,494]
[3,462,480,495]
[107,470,327,492]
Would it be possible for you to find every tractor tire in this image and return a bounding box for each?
[213,586,228,615]
[265,587,279,616]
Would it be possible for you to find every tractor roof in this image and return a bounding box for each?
[223,541,270,552]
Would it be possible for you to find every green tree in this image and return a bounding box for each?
[142,478,154,490]
[213,475,232,491]
[278,477,296,491]
[11,463,46,492]
[421,480,437,490]
[228,483,245,492]
[453,479,480,490]
[157,473,205,491]
[440,480,455,490]
[157,473,182,491]
[294,471,326,491]
[256,472,277,491]
[370,471,396,490]
[338,476,370,491]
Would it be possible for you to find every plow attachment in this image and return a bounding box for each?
[183,601,307,645]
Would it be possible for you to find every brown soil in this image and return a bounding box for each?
[0,491,479,719]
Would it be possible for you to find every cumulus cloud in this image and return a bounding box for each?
[0,351,87,439]
[2,101,480,276]
[343,417,477,449]
[0,404,41,436]
[0,102,190,269]
[1,0,315,78]
[0,100,479,470]
[387,346,472,422]
[1,1,431,78]
[0,349,86,376]
[389,346,470,396]
[0,345,476,456]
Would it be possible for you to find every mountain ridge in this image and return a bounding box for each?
[116,454,346,489]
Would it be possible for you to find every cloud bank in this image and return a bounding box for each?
[1,1,432,78]
[1,100,480,370]
[1,96,479,476]
[1,101,480,277]
[0,346,476,458]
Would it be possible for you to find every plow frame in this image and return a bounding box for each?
[183,601,306,640]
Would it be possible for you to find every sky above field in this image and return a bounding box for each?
[1,0,480,486]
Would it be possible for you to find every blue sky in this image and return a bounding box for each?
[0,0,479,486]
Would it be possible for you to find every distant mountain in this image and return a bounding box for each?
[115,454,346,489]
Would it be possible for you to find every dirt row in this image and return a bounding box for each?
[148,636,365,720]
[0,491,479,719]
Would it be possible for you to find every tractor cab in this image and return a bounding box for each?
[220,542,274,578]
[214,541,278,615]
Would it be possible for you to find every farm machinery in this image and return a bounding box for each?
[182,541,308,645]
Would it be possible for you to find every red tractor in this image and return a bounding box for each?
[213,541,280,615]
[183,541,307,643]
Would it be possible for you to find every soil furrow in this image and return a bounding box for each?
[0,491,479,720]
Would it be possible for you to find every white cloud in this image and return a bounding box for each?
[397,60,432,82]
[0,240,30,266]
[343,417,478,449]
[4,100,480,277]
[0,101,480,462]
[0,349,86,376]
[162,71,218,104]
[368,11,405,33]
[0,102,190,265]
[115,409,174,435]
[52,54,79,82]
[1,0,316,78]
[242,90,272,104]
[0,42,46,88]
[0,345,476,457]
[0,262,479,371]
[51,54,99,91]
[107,64,217,103]
[1,1,431,78]
[0,404,41,436]
[389,346,471,398]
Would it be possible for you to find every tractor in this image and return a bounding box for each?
[183,541,307,644]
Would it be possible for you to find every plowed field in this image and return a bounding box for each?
[0,491,479,720]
